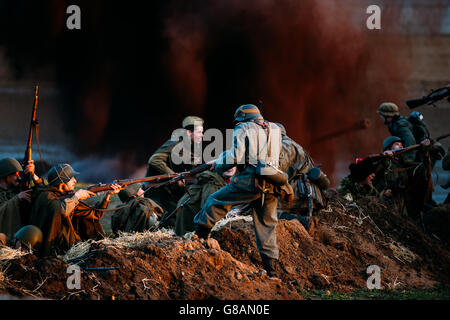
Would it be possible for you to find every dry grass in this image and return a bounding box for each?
[62,229,177,262]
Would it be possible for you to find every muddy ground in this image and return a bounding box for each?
[0,194,449,300]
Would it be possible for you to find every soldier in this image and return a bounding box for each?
[377,103,429,164]
[145,116,204,226]
[377,102,443,217]
[337,157,380,201]
[372,136,410,216]
[0,157,41,245]
[193,104,287,279]
[275,123,330,231]
[174,167,237,236]
[30,163,120,256]
[111,183,164,234]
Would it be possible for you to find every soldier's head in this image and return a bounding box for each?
[383,136,403,151]
[0,158,23,189]
[118,183,144,203]
[233,104,264,125]
[378,102,399,124]
[47,163,79,192]
[182,116,204,144]
[349,157,375,186]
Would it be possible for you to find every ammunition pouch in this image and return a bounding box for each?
[274,182,294,202]
[255,162,288,186]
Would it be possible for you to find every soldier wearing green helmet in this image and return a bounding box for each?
[0,157,42,245]
[275,123,329,231]
[193,104,288,279]
[377,102,439,219]
[111,183,164,233]
[13,225,43,251]
[145,116,205,226]
[378,102,423,163]
[372,136,410,216]
[30,163,121,256]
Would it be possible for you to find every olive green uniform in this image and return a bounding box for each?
[0,186,28,242]
[278,135,327,214]
[373,158,410,216]
[30,185,109,256]
[146,138,200,221]
[111,197,163,233]
[337,175,380,201]
[175,171,228,236]
[387,116,418,163]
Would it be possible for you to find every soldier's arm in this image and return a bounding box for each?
[215,124,247,174]
[147,151,175,175]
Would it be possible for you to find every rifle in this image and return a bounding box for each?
[143,162,213,193]
[86,173,182,193]
[20,85,41,189]
[367,132,450,162]
[406,85,450,109]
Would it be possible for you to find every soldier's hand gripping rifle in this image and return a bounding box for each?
[145,162,214,229]
[367,133,450,163]
[142,162,214,193]
[86,173,182,193]
[406,85,450,109]
[20,85,42,189]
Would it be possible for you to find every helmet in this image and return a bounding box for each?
[14,225,43,250]
[47,163,79,186]
[0,158,22,178]
[119,183,142,203]
[182,116,204,129]
[383,136,403,151]
[274,123,287,136]
[378,102,400,117]
[234,104,264,123]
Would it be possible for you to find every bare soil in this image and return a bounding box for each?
[0,194,449,300]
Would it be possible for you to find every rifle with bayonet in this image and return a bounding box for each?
[20,85,42,190]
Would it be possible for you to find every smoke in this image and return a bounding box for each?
[161,0,413,184]
[1,0,448,184]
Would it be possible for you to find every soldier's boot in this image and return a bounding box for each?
[260,254,278,279]
[195,224,211,240]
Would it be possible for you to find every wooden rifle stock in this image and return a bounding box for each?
[21,85,39,189]
[87,173,180,193]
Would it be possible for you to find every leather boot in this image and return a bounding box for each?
[260,254,278,279]
[195,224,211,239]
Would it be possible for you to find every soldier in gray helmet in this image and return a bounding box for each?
[275,123,330,231]
[372,136,410,216]
[111,183,164,234]
[30,163,121,256]
[145,116,205,227]
[193,104,292,279]
[13,225,43,251]
[378,102,442,219]
[0,157,42,246]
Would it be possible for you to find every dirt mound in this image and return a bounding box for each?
[0,194,449,300]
